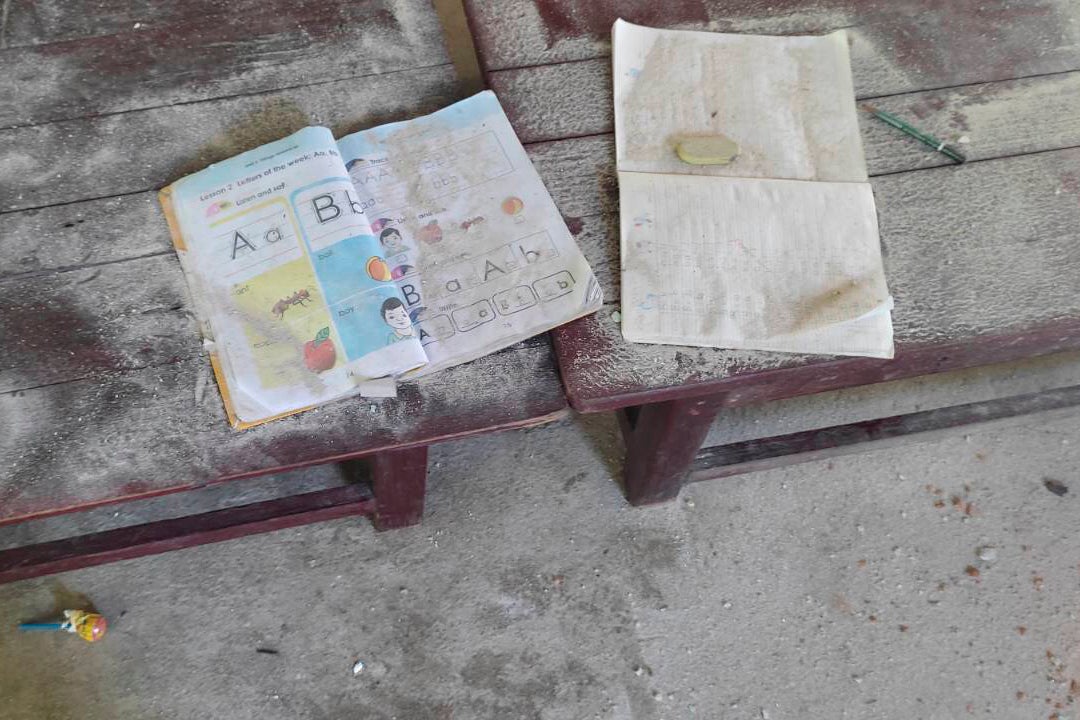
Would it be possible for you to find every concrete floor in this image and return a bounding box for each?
[2,410,1079,720]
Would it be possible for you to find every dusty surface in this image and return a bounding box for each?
[2,410,1079,719]
[0,338,565,522]
[464,0,1080,96]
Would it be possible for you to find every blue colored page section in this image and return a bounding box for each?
[290,179,419,361]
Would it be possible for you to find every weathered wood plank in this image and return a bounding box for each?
[0,254,197,393]
[859,74,1080,174]
[465,0,1080,94]
[0,131,599,283]
[496,69,1080,168]
[519,66,1080,231]
[0,0,449,128]
[0,340,567,523]
[526,135,617,220]
[2,0,337,46]
[548,147,1080,410]
[0,192,170,279]
[0,238,550,393]
[2,0,165,46]
[0,64,460,212]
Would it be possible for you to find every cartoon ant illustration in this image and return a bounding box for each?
[272,289,311,319]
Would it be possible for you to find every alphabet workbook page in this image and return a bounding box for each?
[161,93,601,428]
[162,127,427,428]
[336,91,602,376]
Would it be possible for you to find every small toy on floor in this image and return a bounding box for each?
[19,609,107,643]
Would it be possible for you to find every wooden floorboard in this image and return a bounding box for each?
[2,0,414,47]
[0,254,196,393]
[0,340,567,524]
[0,64,461,212]
[0,0,449,128]
[465,0,1080,95]
[0,192,172,280]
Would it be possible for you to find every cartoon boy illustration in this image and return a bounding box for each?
[381,297,415,343]
[379,227,407,257]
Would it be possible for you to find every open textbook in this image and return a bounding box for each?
[612,20,893,358]
[161,92,602,428]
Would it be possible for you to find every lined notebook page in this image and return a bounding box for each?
[619,172,893,357]
[613,19,893,358]
[613,21,866,183]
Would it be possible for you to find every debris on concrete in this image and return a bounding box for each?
[976,546,998,563]
[1043,478,1069,496]
[5,409,1080,718]
[352,660,366,676]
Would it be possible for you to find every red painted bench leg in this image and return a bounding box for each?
[370,445,429,530]
[621,395,724,506]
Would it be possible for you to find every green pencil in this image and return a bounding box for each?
[860,104,966,164]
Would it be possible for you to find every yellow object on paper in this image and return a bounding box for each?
[613,19,894,358]
[674,136,739,165]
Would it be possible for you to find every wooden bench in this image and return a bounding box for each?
[0,0,566,582]
[463,0,1080,503]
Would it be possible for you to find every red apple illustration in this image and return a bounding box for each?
[303,327,336,372]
